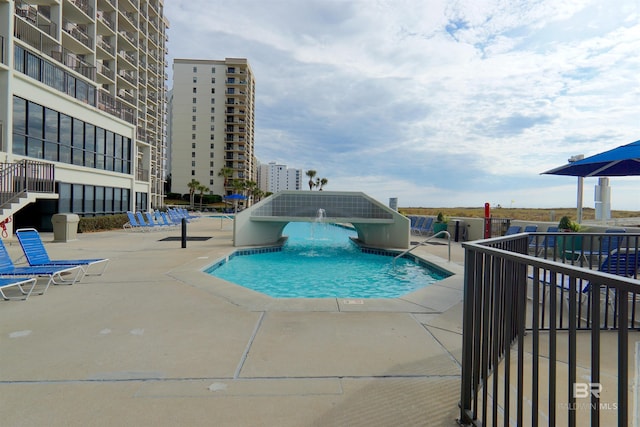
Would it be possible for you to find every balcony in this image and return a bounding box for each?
[62,19,93,50]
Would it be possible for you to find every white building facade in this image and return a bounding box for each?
[169,58,255,198]
[0,0,169,232]
[257,162,302,193]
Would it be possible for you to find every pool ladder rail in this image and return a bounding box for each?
[392,230,451,266]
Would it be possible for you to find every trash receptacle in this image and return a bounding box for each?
[52,213,80,242]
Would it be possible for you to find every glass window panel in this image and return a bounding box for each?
[113,188,122,212]
[84,186,94,215]
[76,80,88,103]
[122,189,129,212]
[95,186,104,214]
[87,85,96,107]
[26,52,40,80]
[59,114,72,146]
[13,97,26,134]
[14,45,24,73]
[72,119,84,165]
[72,184,83,213]
[95,128,105,169]
[67,76,76,98]
[85,124,95,168]
[44,141,58,161]
[12,134,26,155]
[58,183,72,213]
[27,137,43,158]
[104,187,114,213]
[27,102,43,138]
[44,108,58,141]
[59,145,71,163]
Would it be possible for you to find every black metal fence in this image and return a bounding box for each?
[459,231,640,426]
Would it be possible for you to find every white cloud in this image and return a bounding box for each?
[165,0,640,210]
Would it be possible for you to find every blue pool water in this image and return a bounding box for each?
[206,222,449,298]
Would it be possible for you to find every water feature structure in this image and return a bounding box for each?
[232,191,410,249]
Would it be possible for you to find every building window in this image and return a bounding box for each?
[209,170,214,176]
[211,77,215,83]
[193,77,197,83]
[210,179,214,185]
[192,97,197,103]
[210,125,215,131]
[192,134,196,140]
[193,66,197,72]
[192,161,196,167]
[192,116,196,121]
[211,98,215,104]
[210,135,214,140]
[192,125,196,131]
[192,143,196,148]
[191,170,195,176]
[211,88,215,94]
[211,67,215,73]
[192,152,195,157]
[192,106,196,112]
[210,143,214,149]
[211,107,215,113]
[210,161,214,167]
[193,87,197,93]
[210,152,214,158]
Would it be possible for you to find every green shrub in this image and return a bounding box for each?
[78,214,129,233]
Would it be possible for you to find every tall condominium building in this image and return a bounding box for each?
[257,161,302,193]
[0,0,169,233]
[170,58,255,199]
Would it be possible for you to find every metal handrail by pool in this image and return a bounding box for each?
[393,230,451,265]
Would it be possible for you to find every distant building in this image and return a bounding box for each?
[1,0,169,233]
[169,58,256,198]
[257,162,302,193]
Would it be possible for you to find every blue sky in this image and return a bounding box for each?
[164,0,640,210]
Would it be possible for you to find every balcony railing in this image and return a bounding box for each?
[459,231,640,426]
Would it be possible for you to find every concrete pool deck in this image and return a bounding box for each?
[0,216,466,426]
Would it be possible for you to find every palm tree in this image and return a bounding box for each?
[319,178,328,191]
[218,167,234,191]
[187,179,200,208]
[197,184,209,211]
[306,170,317,190]
[244,180,258,206]
[253,188,265,202]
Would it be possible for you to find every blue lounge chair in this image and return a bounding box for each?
[155,211,178,227]
[0,277,38,301]
[530,226,558,256]
[145,212,171,228]
[416,217,434,236]
[15,228,109,280]
[0,239,83,295]
[124,211,145,231]
[505,225,522,236]
[411,217,426,235]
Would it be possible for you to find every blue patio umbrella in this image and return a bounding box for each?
[224,194,247,200]
[543,140,640,177]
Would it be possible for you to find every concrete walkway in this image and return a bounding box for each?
[0,216,466,427]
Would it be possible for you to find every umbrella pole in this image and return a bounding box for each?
[569,154,585,224]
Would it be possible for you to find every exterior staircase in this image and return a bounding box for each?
[0,160,57,229]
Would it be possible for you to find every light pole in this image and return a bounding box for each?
[568,154,584,223]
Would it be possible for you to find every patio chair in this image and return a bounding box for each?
[124,211,145,231]
[0,277,38,301]
[15,228,109,280]
[0,238,83,296]
[411,217,426,235]
[504,225,522,236]
[155,211,179,228]
[415,217,434,236]
[145,212,171,228]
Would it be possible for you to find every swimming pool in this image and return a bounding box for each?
[205,222,450,298]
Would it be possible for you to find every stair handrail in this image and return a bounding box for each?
[0,160,55,212]
[393,230,451,265]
